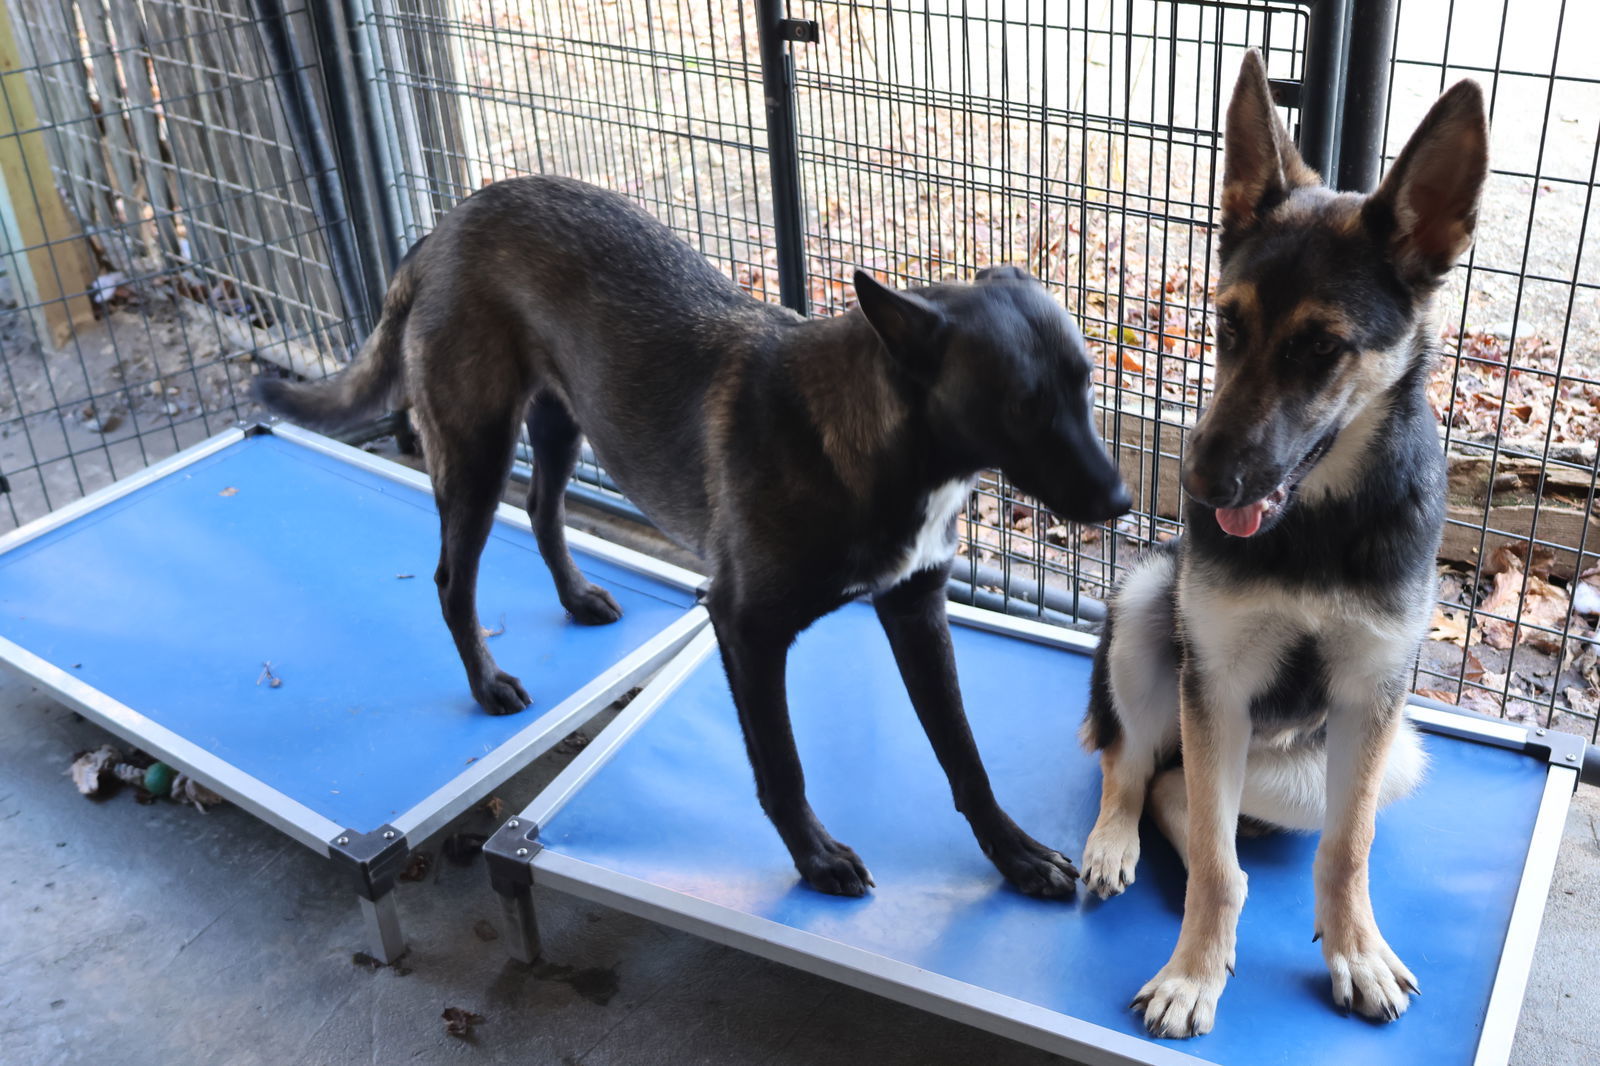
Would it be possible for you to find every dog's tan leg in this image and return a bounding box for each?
[1148,767,1190,867]
[1315,698,1418,1020]
[1081,740,1155,897]
[1133,667,1251,1039]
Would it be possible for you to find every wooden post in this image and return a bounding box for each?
[0,0,97,349]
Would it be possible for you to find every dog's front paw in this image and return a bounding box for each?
[564,584,622,625]
[1320,928,1418,1021]
[983,827,1078,899]
[474,670,532,715]
[1080,821,1140,899]
[1132,964,1228,1038]
[796,837,874,897]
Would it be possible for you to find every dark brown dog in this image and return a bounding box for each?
[259,175,1129,897]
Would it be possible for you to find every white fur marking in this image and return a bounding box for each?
[848,477,971,594]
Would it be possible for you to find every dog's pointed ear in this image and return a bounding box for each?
[854,270,945,376]
[1221,50,1319,235]
[1364,79,1488,285]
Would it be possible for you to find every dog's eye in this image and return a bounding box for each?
[1309,334,1343,358]
[1215,312,1238,343]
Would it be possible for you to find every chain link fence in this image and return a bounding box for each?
[2,0,1596,737]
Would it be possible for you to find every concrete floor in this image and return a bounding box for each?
[4,671,1599,1065]
[3,495,1598,1065]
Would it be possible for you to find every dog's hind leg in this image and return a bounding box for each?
[417,399,532,716]
[708,592,873,896]
[525,392,621,624]
[1149,743,1326,868]
[875,569,1078,898]
[1314,698,1419,1021]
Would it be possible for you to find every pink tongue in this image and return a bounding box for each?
[1215,503,1265,537]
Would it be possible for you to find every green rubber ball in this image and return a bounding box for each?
[143,762,176,797]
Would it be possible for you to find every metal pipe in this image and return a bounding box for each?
[343,0,404,274]
[1337,0,1400,191]
[755,0,810,315]
[946,579,1086,628]
[1296,0,1349,180]
[305,0,389,323]
[251,0,372,336]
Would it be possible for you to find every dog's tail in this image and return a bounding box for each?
[254,235,427,431]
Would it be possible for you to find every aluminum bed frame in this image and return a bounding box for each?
[484,601,1593,1066]
[0,424,708,962]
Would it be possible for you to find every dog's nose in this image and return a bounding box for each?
[1182,467,1241,508]
[1105,484,1132,518]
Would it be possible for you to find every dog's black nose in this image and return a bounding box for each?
[1183,468,1242,508]
[1105,484,1132,518]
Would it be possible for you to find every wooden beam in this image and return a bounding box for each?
[0,0,97,349]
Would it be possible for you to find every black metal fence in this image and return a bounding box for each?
[2,0,1596,738]
[0,0,357,525]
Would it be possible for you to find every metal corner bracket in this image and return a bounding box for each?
[328,824,410,901]
[484,816,543,896]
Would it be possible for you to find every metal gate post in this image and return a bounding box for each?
[755,1,817,316]
[1296,0,1350,180]
[1336,0,1400,191]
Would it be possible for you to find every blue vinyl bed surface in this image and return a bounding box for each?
[539,602,1545,1066]
[0,433,695,833]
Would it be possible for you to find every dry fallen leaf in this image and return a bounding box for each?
[1428,608,1469,647]
[398,852,432,883]
[1474,554,1570,653]
[69,745,121,795]
[442,1007,484,1038]
[218,486,238,497]
[1416,688,1459,705]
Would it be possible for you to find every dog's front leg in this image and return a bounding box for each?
[709,603,874,896]
[874,570,1077,898]
[1134,665,1251,1038]
[1315,696,1418,1019]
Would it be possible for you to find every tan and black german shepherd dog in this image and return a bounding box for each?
[1079,52,1487,1036]
[257,175,1131,899]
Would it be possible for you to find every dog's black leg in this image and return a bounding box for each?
[525,393,621,625]
[429,414,531,716]
[708,596,873,896]
[873,569,1077,898]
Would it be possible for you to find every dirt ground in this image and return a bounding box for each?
[0,270,274,527]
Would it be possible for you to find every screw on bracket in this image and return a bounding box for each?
[779,18,820,44]
[1267,78,1302,109]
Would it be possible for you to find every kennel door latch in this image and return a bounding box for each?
[779,18,820,44]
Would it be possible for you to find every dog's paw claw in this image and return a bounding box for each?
[565,584,622,625]
[988,833,1078,898]
[1079,824,1139,900]
[798,838,873,897]
[1324,937,1416,1023]
[1133,965,1227,1039]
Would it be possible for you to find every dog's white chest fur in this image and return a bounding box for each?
[850,477,971,595]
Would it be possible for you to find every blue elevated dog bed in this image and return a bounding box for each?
[0,425,707,960]
[487,601,1582,1066]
